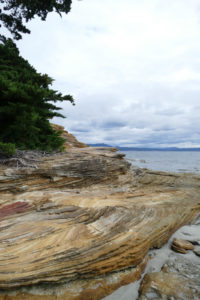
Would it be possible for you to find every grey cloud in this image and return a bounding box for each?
[153,127,174,132]
[101,121,127,129]
[71,128,89,133]
[155,108,184,116]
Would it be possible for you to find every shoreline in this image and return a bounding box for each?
[0,144,199,299]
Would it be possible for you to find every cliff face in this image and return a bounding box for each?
[0,131,199,299]
[51,123,87,148]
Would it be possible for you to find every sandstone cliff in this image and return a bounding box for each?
[0,130,199,299]
[51,123,87,148]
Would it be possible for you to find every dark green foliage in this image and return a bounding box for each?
[0,142,16,157]
[0,37,74,151]
[0,0,72,39]
[0,1,75,152]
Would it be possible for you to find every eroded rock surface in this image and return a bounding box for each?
[138,254,200,300]
[0,141,199,299]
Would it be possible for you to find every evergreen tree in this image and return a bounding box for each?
[0,0,72,40]
[0,37,74,151]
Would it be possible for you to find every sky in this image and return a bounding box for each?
[16,0,200,147]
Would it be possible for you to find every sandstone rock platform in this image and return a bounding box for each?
[138,253,200,300]
[0,140,199,299]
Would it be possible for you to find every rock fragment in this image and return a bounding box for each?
[171,238,194,254]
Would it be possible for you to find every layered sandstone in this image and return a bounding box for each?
[0,137,199,299]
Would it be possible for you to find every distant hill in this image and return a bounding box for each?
[117,147,200,151]
[87,143,113,147]
[88,144,200,151]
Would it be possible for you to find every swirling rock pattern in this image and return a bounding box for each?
[0,146,199,299]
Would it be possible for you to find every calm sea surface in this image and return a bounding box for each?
[122,151,200,173]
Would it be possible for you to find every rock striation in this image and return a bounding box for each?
[0,132,199,299]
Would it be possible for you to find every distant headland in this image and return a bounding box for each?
[88,143,200,151]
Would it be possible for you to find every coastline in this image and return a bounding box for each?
[0,139,199,299]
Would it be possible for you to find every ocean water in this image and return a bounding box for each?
[122,151,200,173]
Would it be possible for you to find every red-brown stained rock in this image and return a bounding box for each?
[0,202,30,218]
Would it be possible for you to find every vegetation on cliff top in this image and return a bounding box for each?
[0,0,74,155]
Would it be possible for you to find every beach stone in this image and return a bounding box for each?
[171,238,194,254]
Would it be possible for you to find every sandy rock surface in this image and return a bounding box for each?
[0,140,199,299]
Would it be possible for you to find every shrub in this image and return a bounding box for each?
[0,142,16,157]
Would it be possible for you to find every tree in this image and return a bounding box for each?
[0,0,72,40]
[0,37,74,151]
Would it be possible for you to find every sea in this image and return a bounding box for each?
[122,150,200,174]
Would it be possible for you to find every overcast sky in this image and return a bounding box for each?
[17,0,200,147]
